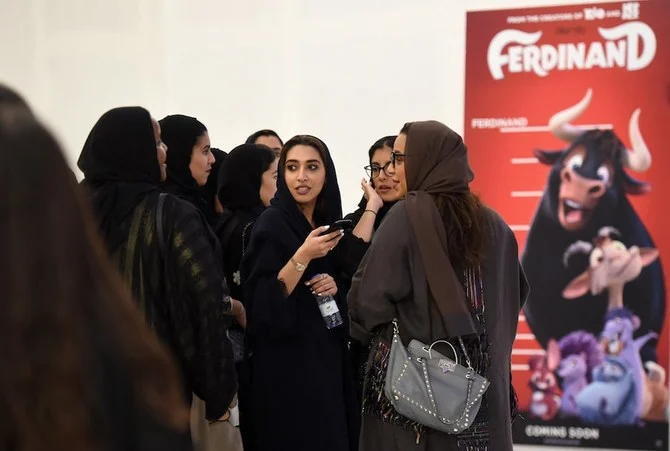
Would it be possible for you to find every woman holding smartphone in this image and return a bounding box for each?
[242,135,359,451]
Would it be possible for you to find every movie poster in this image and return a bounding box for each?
[464,1,669,449]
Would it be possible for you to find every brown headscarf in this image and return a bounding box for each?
[404,120,478,337]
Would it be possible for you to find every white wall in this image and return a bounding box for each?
[0,0,615,215]
[1,1,660,450]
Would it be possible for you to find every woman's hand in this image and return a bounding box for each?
[306,273,338,297]
[361,178,383,213]
[295,226,344,262]
[231,299,247,329]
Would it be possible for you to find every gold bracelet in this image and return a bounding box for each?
[290,256,307,272]
[364,209,377,216]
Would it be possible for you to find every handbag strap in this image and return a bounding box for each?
[420,357,476,427]
[392,318,473,369]
[390,319,478,427]
[435,265,485,367]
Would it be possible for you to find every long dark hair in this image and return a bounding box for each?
[279,135,331,225]
[367,135,396,189]
[368,135,396,161]
[0,113,188,450]
[400,123,488,270]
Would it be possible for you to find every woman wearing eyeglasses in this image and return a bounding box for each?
[344,135,401,242]
[336,135,402,402]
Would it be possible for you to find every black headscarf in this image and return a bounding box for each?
[202,147,227,218]
[207,148,228,191]
[245,129,283,147]
[159,114,211,218]
[271,135,343,239]
[216,144,277,301]
[217,143,276,214]
[77,106,160,252]
[242,135,345,335]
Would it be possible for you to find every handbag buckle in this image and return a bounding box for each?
[438,359,456,373]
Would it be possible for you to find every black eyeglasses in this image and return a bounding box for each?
[364,161,393,179]
[391,151,406,167]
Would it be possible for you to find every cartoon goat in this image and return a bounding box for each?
[528,340,562,420]
[562,226,659,310]
[562,227,667,421]
[521,88,665,366]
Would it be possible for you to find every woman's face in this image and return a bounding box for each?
[392,133,408,197]
[255,135,283,155]
[370,146,401,202]
[284,145,326,208]
[259,158,279,207]
[189,131,214,186]
[152,118,168,182]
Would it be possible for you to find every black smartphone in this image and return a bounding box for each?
[320,219,354,235]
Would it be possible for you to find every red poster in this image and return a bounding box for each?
[465,1,669,449]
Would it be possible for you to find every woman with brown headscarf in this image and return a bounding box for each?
[348,120,529,450]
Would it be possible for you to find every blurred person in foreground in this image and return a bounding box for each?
[0,102,192,450]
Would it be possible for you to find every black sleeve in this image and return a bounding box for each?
[243,228,304,338]
[519,262,530,311]
[335,233,370,281]
[165,201,237,420]
[335,207,369,280]
[219,222,246,302]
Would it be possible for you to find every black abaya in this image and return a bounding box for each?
[242,136,359,451]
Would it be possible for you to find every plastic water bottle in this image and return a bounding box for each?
[315,293,343,329]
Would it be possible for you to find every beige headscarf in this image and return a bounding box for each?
[404,120,478,337]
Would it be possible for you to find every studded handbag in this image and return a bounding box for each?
[383,318,490,435]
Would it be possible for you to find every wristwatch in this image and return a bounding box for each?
[290,257,306,272]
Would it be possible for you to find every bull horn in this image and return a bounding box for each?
[563,240,593,267]
[598,226,621,238]
[625,108,652,172]
[548,88,593,142]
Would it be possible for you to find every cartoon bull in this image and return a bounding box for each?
[521,88,665,364]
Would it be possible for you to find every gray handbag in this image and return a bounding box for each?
[384,319,490,434]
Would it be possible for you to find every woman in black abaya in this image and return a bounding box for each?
[216,143,278,451]
[242,135,359,451]
[205,147,228,216]
[159,114,219,226]
[77,107,241,428]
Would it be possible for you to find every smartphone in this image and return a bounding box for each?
[320,219,354,235]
